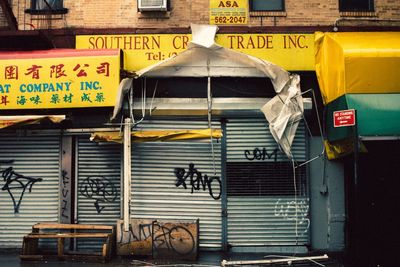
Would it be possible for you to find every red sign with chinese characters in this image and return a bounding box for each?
[333,109,356,127]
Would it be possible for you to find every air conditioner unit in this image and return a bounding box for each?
[138,0,167,11]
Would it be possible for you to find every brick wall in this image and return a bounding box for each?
[9,0,400,30]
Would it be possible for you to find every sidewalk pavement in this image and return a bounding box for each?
[0,249,345,267]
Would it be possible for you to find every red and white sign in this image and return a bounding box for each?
[333,109,356,127]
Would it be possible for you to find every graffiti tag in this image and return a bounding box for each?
[174,163,221,200]
[61,170,70,219]
[153,223,195,256]
[79,176,117,213]
[119,222,153,245]
[1,166,43,213]
[244,147,279,161]
[274,198,310,235]
[117,219,197,258]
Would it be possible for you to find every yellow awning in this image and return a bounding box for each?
[0,115,65,130]
[315,32,400,104]
[90,129,223,143]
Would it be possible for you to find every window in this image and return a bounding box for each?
[339,0,374,12]
[250,0,285,12]
[25,0,68,15]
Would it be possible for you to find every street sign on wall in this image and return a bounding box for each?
[333,109,356,127]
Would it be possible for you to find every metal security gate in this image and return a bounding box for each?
[76,136,121,248]
[130,119,222,250]
[226,118,309,248]
[0,134,60,248]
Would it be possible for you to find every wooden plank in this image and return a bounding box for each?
[22,237,38,255]
[65,250,102,256]
[105,236,112,258]
[33,223,113,231]
[57,238,64,257]
[21,223,114,263]
[102,243,107,258]
[20,255,45,261]
[27,233,111,238]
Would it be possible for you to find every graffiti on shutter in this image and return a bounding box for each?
[117,219,199,260]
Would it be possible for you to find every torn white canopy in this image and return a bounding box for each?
[111,78,133,121]
[113,24,304,159]
[136,24,290,93]
[261,74,304,159]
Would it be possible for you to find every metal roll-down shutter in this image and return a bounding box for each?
[0,134,60,248]
[77,136,121,249]
[226,118,309,248]
[131,119,222,250]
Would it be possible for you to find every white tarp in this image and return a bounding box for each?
[261,74,303,159]
[136,24,290,94]
[114,24,304,159]
[111,78,133,121]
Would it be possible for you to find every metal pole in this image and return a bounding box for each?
[352,110,359,259]
[353,110,359,187]
[221,119,228,251]
[123,117,132,232]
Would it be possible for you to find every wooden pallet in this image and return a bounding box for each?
[20,223,115,263]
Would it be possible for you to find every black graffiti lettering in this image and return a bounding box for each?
[62,188,69,198]
[244,147,279,161]
[174,163,221,200]
[79,176,117,214]
[119,223,137,244]
[188,165,202,193]
[174,168,187,189]
[139,223,152,241]
[119,222,153,244]
[1,166,42,213]
[207,175,222,200]
[94,200,105,213]
[62,170,69,186]
[60,170,70,220]
[61,199,69,218]
[152,223,195,256]
[153,223,168,248]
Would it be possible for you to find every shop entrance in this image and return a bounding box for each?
[355,140,400,266]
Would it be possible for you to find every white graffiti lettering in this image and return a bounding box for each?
[274,198,310,235]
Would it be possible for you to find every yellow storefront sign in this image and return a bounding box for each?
[0,49,120,110]
[76,33,314,71]
[210,0,248,25]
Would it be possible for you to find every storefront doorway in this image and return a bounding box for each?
[355,140,400,266]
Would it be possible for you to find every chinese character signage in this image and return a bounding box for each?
[0,49,120,110]
[76,34,314,72]
[210,0,248,25]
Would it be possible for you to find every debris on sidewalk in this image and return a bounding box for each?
[221,254,329,266]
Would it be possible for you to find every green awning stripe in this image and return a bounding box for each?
[326,94,400,142]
